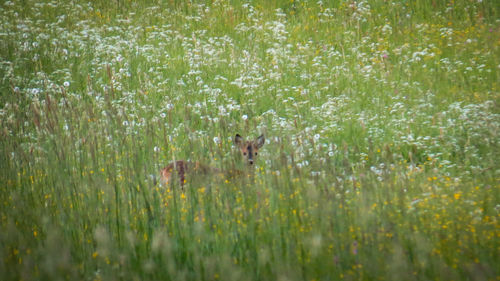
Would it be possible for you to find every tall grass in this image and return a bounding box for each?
[1,0,499,280]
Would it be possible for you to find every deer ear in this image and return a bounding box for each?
[235,134,244,146]
[255,134,265,148]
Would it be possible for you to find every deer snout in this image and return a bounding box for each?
[248,159,254,165]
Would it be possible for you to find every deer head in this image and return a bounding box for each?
[234,134,265,165]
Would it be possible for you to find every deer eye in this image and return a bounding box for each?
[255,152,258,155]
[243,152,247,156]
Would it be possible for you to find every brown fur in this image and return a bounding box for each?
[234,134,265,165]
[159,134,265,187]
[159,160,212,186]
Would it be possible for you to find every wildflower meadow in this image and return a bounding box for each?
[0,0,499,280]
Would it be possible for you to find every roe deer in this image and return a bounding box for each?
[159,134,265,186]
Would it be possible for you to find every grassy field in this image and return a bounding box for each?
[1,0,499,280]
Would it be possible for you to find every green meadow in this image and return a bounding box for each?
[1,0,499,280]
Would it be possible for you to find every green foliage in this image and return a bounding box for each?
[1,0,499,280]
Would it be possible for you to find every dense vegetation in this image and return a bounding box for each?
[1,0,499,280]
